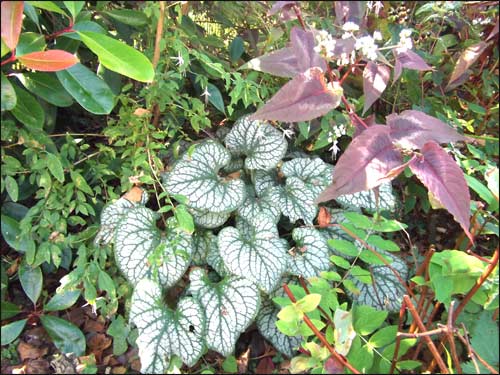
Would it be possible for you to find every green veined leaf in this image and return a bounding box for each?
[1,73,16,110]
[77,31,154,82]
[56,63,115,115]
[189,208,230,229]
[281,158,333,198]
[40,315,85,355]
[288,228,330,278]
[256,300,301,357]
[225,115,287,170]
[17,72,73,107]
[102,9,148,27]
[1,319,27,345]
[189,268,260,356]
[191,230,214,265]
[19,264,43,306]
[11,85,45,129]
[237,185,281,224]
[114,207,193,288]
[254,169,279,196]
[45,152,65,183]
[164,141,246,213]
[268,177,317,224]
[130,279,205,373]
[218,215,287,293]
[95,197,136,246]
[335,182,396,213]
[44,290,80,311]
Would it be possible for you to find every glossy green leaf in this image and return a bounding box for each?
[95,197,136,246]
[11,85,45,129]
[175,205,195,234]
[44,290,80,311]
[17,72,73,107]
[130,279,205,373]
[1,319,27,345]
[46,153,65,183]
[27,1,68,16]
[64,21,107,40]
[5,175,18,202]
[40,315,85,355]
[16,32,46,56]
[0,214,33,253]
[19,264,43,305]
[102,9,148,27]
[63,1,84,20]
[206,83,226,114]
[56,63,115,115]
[1,301,21,320]
[353,305,388,335]
[1,73,16,110]
[189,268,260,356]
[77,31,154,82]
[229,36,245,62]
[369,325,397,348]
[288,228,330,278]
[23,2,39,28]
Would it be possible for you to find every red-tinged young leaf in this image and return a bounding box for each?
[445,42,489,91]
[316,125,403,203]
[393,50,432,81]
[387,110,469,150]
[325,356,344,374]
[250,67,342,122]
[1,1,24,50]
[362,61,390,115]
[18,50,78,72]
[291,27,326,73]
[409,141,473,243]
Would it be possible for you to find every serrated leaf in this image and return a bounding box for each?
[189,268,260,356]
[95,197,136,246]
[335,182,396,213]
[393,50,432,81]
[250,67,342,122]
[1,319,27,345]
[387,110,469,150]
[40,315,86,356]
[1,73,16,111]
[225,115,287,170]
[256,300,301,357]
[114,207,193,288]
[268,177,317,224]
[288,228,330,278]
[362,62,390,115]
[17,50,78,72]
[317,125,403,202]
[165,141,246,213]
[281,158,333,198]
[130,279,205,373]
[1,1,24,50]
[409,141,472,242]
[190,208,230,229]
[218,215,287,293]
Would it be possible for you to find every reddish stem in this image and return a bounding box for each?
[1,52,17,66]
[45,24,75,41]
[292,5,307,30]
[341,96,369,128]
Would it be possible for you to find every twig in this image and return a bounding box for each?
[390,299,406,374]
[446,301,462,374]
[456,323,498,374]
[298,277,334,327]
[151,1,166,129]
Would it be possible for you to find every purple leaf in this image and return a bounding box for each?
[291,27,326,73]
[316,125,403,203]
[393,50,432,81]
[387,110,470,150]
[250,67,342,122]
[267,1,298,21]
[352,114,376,138]
[445,42,489,91]
[362,62,390,115]
[409,141,472,242]
[334,1,366,26]
[241,47,300,78]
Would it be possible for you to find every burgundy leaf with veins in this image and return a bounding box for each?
[409,141,472,242]
[316,125,403,203]
[387,110,470,150]
[267,1,298,21]
[362,61,390,115]
[393,50,432,81]
[250,67,342,123]
[291,27,327,73]
[445,42,489,91]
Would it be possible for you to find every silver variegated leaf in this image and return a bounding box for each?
[192,231,214,265]
[190,208,230,229]
[288,228,331,278]
[282,158,333,198]
[225,115,287,170]
[237,186,281,224]
[130,279,205,373]
[256,300,301,357]
[95,197,135,246]
[218,215,287,293]
[189,268,260,356]
[348,252,409,312]
[268,177,317,224]
[114,207,192,288]
[254,169,279,196]
[222,157,244,174]
[164,141,246,213]
[203,231,231,277]
[335,182,396,213]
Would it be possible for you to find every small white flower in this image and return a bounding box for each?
[355,35,378,60]
[171,51,184,67]
[373,30,383,41]
[367,1,384,15]
[329,140,341,159]
[282,128,295,139]
[342,21,359,39]
[396,29,413,54]
[201,86,211,105]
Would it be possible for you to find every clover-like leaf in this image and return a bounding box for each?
[189,268,260,356]
[288,228,331,278]
[335,182,396,213]
[164,141,246,212]
[95,197,136,246]
[268,177,317,224]
[256,299,302,357]
[238,185,281,224]
[130,279,205,373]
[190,208,230,229]
[225,115,287,170]
[114,207,192,288]
[218,215,287,293]
[347,253,409,312]
[281,158,333,198]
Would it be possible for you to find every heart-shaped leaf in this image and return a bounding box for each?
[95,197,136,246]
[189,268,260,356]
[1,1,24,50]
[17,50,78,72]
[130,279,205,373]
[288,228,330,278]
[256,300,302,357]
[218,215,287,293]
[165,141,246,213]
[348,253,408,312]
[190,208,230,229]
[281,157,333,198]
[268,177,317,224]
[114,207,193,288]
[254,169,279,196]
[241,47,299,78]
[335,182,396,213]
[237,185,281,224]
[225,115,287,170]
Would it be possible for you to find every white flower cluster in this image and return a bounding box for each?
[472,17,492,25]
[342,21,360,39]
[314,29,337,58]
[354,31,381,61]
[396,28,413,54]
[367,1,384,16]
[328,124,347,159]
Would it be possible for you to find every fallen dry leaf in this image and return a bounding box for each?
[111,366,128,374]
[133,108,150,117]
[255,357,275,374]
[317,206,331,228]
[88,333,112,354]
[83,315,106,333]
[25,359,50,374]
[123,186,145,203]
[237,348,250,373]
[18,341,48,361]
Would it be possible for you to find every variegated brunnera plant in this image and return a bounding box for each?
[95,3,476,373]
